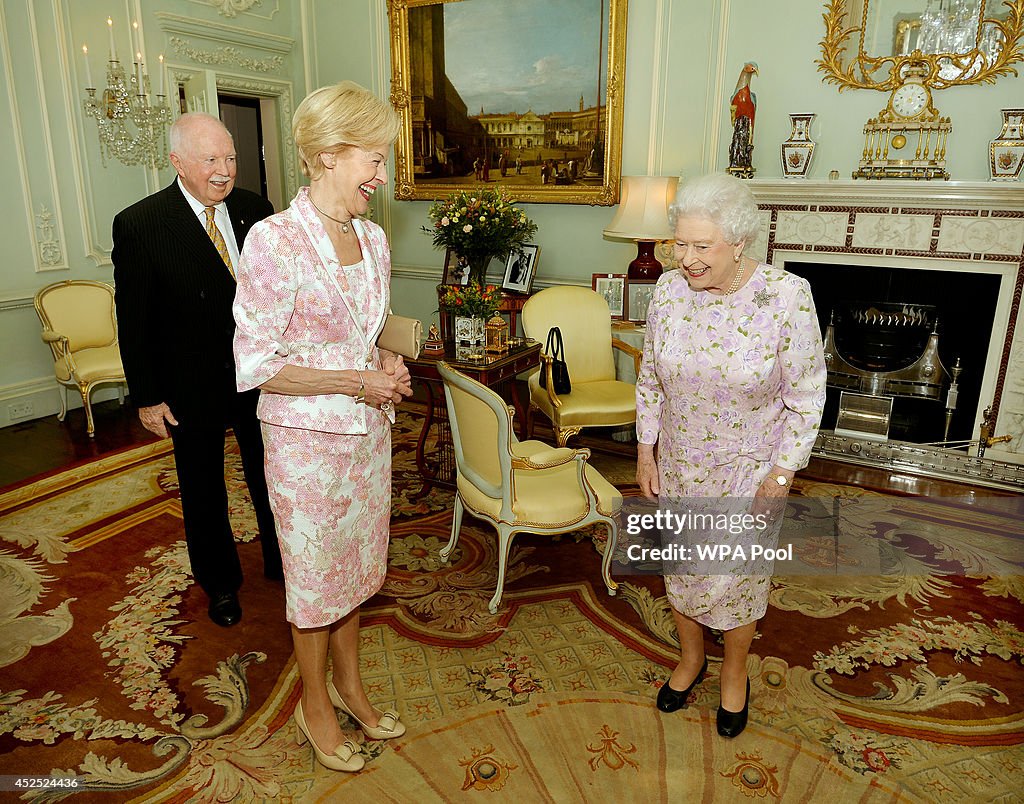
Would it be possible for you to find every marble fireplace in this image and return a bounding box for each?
[746,180,1024,467]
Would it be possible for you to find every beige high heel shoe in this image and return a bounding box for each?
[294,700,365,772]
[327,680,406,740]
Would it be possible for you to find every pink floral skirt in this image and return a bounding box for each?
[262,419,391,628]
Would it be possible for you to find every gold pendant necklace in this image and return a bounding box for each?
[308,194,352,234]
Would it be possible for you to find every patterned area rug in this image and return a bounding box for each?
[0,411,1021,801]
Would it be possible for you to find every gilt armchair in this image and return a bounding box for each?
[438,361,620,614]
[521,286,642,446]
[33,280,126,436]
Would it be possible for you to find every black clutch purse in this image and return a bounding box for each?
[540,326,572,395]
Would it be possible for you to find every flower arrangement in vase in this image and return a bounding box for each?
[424,188,538,285]
[439,282,502,359]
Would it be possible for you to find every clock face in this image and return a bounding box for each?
[891,83,929,118]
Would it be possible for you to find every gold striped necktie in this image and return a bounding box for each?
[204,206,235,278]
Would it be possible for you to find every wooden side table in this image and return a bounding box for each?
[406,340,541,496]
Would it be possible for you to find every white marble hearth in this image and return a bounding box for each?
[744,180,1024,462]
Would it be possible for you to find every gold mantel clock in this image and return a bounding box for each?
[855,66,950,179]
[817,0,1024,181]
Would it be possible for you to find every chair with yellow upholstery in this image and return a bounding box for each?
[33,280,126,437]
[438,361,620,614]
[521,285,642,447]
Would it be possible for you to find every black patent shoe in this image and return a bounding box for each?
[208,592,242,627]
[656,657,708,713]
[716,678,750,738]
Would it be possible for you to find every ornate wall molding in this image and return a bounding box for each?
[208,0,263,18]
[191,0,281,20]
[1,1,71,271]
[35,206,64,268]
[168,36,283,73]
[155,12,294,54]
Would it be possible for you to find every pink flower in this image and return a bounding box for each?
[463,224,472,233]
[441,216,450,226]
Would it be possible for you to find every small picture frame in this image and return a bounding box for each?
[502,244,540,294]
[626,279,657,323]
[592,273,626,319]
[442,248,470,286]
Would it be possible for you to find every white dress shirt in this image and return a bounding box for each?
[177,177,241,269]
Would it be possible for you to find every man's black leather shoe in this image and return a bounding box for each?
[208,592,242,627]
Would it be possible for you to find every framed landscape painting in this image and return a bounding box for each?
[387,0,627,205]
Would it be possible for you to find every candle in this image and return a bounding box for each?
[132,20,139,57]
[136,53,144,94]
[132,19,146,65]
[157,54,164,95]
[82,44,93,87]
[107,17,116,61]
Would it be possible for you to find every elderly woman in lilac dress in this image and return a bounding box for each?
[233,81,412,773]
[635,172,826,738]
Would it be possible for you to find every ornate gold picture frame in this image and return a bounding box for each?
[387,0,627,205]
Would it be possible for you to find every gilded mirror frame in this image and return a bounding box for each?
[386,0,627,205]
[818,0,1024,91]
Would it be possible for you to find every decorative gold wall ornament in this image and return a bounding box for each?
[817,0,1024,179]
[818,0,1024,92]
[386,0,627,205]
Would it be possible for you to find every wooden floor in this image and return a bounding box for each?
[0,397,1011,497]
[0,400,156,489]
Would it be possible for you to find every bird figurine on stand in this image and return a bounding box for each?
[727,62,758,178]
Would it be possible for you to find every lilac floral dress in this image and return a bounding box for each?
[233,188,393,628]
[635,264,826,629]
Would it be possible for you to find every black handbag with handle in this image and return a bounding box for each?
[540,326,572,395]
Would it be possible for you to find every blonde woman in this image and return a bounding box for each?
[233,81,412,772]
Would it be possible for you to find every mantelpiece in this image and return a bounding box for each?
[742,179,1024,464]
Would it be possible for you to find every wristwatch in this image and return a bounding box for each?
[768,473,791,488]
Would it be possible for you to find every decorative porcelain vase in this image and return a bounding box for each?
[780,113,816,179]
[454,315,486,360]
[989,108,1024,181]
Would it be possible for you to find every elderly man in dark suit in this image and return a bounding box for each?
[112,112,282,628]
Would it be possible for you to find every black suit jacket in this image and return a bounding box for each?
[112,181,274,422]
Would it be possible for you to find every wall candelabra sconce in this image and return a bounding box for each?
[81,17,172,169]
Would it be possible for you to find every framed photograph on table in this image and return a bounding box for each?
[502,244,539,294]
[442,248,470,286]
[592,273,626,319]
[626,279,656,324]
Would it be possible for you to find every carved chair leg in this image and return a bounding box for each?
[488,526,516,614]
[440,494,465,562]
[56,385,68,422]
[79,384,95,437]
[600,517,619,596]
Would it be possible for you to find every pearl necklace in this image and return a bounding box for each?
[724,256,745,295]
[308,194,352,234]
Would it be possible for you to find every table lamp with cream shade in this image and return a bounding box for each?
[602,176,678,280]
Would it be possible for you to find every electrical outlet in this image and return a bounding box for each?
[7,401,34,421]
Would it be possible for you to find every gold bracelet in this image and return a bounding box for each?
[355,370,365,403]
